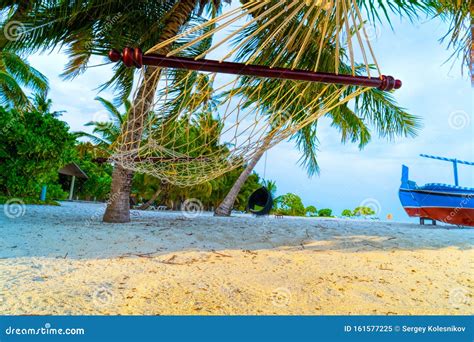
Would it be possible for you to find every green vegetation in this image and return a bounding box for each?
[353,206,376,217]
[0,105,75,198]
[317,209,333,218]
[0,51,48,109]
[305,206,318,217]
[0,196,59,206]
[273,194,331,218]
[341,209,354,217]
[0,92,263,209]
[341,207,377,218]
[274,193,306,217]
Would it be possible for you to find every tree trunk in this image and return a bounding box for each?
[136,188,162,210]
[103,0,198,223]
[214,146,267,217]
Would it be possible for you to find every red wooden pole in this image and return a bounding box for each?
[108,48,402,91]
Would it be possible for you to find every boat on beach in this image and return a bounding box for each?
[399,154,474,227]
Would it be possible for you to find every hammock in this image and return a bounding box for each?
[107,0,402,187]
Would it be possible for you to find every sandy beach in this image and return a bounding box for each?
[0,202,472,315]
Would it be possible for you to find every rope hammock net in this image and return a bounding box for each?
[108,0,402,187]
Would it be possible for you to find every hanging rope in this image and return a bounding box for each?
[106,0,402,187]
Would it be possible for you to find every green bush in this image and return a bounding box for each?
[0,107,75,197]
[305,205,318,217]
[75,150,113,201]
[46,183,69,200]
[353,206,376,216]
[341,209,353,217]
[275,193,306,216]
[318,208,333,217]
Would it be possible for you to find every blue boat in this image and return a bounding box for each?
[399,154,474,227]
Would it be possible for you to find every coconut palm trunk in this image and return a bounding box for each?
[137,188,162,210]
[214,146,267,216]
[103,0,198,223]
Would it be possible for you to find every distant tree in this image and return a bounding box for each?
[74,143,113,201]
[318,208,333,217]
[275,193,306,217]
[341,209,354,217]
[262,179,277,198]
[75,97,131,152]
[306,205,318,217]
[353,206,376,217]
[29,92,65,117]
[0,105,75,197]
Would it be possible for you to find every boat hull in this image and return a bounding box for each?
[403,206,474,226]
[399,165,474,227]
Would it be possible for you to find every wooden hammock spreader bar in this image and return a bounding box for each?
[133,156,214,162]
[108,48,402,91]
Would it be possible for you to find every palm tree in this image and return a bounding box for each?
[433,0,471,80]
[0,51,48,108]
[214,5,424,216]
[1,0,230,222]
[29,92,65,117]
[75,96,130,151]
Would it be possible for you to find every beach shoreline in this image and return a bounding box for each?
[0,202,472,315]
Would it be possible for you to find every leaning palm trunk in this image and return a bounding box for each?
[136,188,162,210]
[214,146,267,217]
[103,0,198,223]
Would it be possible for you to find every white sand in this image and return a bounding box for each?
[0,201,472,315]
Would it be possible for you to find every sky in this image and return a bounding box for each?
[27,6,472,222]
